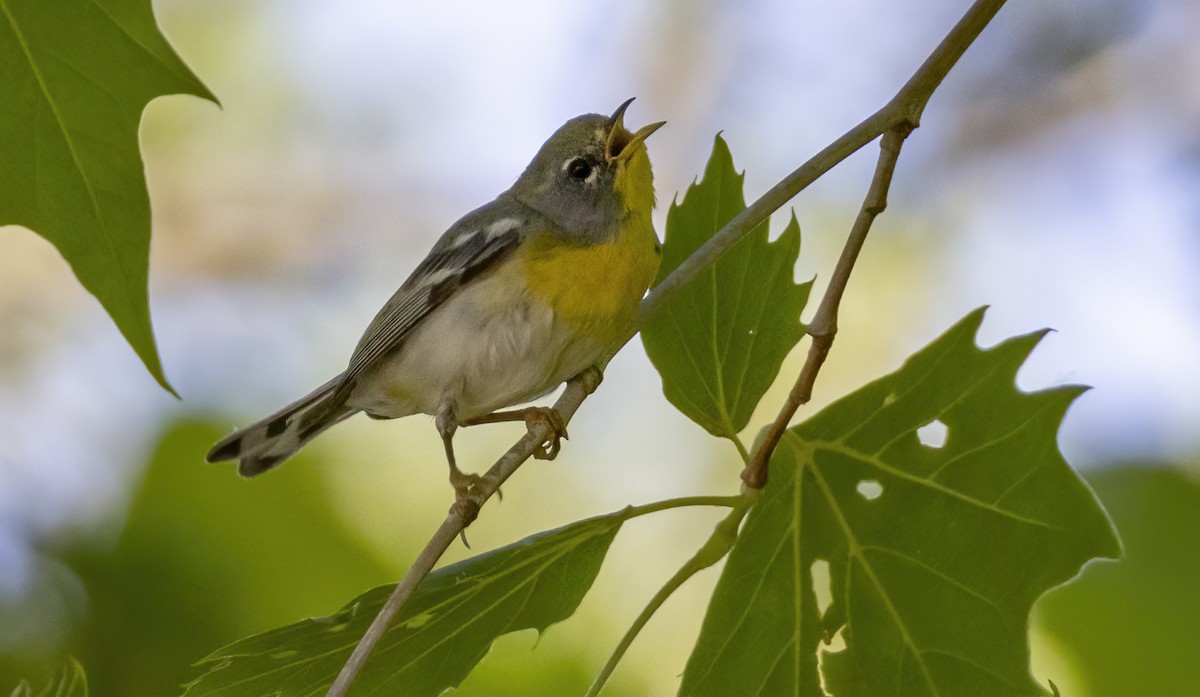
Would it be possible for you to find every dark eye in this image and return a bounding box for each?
[567,158,592,181]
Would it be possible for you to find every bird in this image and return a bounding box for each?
[206,99,665,507]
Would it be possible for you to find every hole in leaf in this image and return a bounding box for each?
[811,559,832,615]
[856,480,883,501]
[817,626,847,696]
[825,626,846,652]
[917,419,948,448]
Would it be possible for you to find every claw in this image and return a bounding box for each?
[522,407,568,461]
[449,468,482,499]
[451,491,481,527]
[448,467,485,527]
[459,405,570,461]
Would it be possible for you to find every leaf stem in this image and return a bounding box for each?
[622,494,746,521]
[585,502,751,697]
[731,434,752,464]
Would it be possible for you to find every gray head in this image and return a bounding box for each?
[510,99,665,242]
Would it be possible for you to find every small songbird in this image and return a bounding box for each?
[206,99,664,503]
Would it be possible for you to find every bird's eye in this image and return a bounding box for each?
[567,158,592,181]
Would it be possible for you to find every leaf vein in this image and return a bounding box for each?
[815,440,1066,533]
[795,432,940,697]
[860,545,1009,628]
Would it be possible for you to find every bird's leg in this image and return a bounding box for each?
[436,407,482,527]
[462,406,568,460]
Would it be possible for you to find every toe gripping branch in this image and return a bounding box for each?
[449,365,604,534]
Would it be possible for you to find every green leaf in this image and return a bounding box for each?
[642,134,812,441]
[185,512,626,697]
[679,308,1120,697]
[1037,466,1200,697]
[0,0,216,394]
[9,658,88,697]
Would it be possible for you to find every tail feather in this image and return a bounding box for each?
[206,374,356,476]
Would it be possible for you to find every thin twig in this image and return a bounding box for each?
[636,0,1007,328]
[741,126,908,489]
[738,0,1011,488]
[329,1,1009,693]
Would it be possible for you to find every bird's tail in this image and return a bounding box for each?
[206,374,356,477]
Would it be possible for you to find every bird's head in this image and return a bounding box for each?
[512,98,664,241]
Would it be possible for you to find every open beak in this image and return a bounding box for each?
[606,97,666,163]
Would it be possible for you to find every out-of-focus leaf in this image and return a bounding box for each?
[1037,466,1200,697]
[66,421,391,697]
[680,308,1120,697]
[8,657,87,697]
[185,511,626,697]
[642,134,811,441]
[0,0,216,393]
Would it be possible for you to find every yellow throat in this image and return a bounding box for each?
[521,144,660,339]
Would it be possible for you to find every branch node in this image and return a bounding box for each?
[741,463,768,490]
[806,313,838,340]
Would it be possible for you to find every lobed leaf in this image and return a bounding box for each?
[0,0,216,393]
[679,308,1120,697]
[184,512,626,697]
[642,135,812,441]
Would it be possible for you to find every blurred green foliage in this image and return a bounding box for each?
[64,420,392,696]
[1036,466,1200,697]
[8,657,87,697]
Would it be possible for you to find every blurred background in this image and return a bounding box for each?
[2,0,1198,694]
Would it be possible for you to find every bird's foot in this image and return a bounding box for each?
[449,467,487,527]
[519,407,568,460]
[461,406,569,459]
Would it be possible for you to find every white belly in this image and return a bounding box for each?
[348,270,599,421]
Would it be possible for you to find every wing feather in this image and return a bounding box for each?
[336,195,531,395]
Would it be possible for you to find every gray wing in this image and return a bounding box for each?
[333,194,531,400]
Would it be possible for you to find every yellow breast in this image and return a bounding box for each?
[519,220,660,342]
